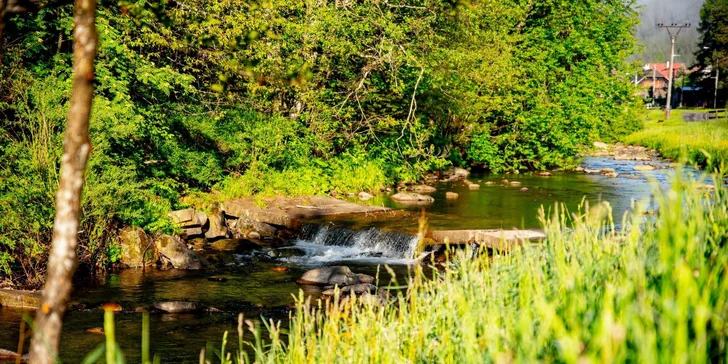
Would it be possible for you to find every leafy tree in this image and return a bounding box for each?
[695,0,728,106]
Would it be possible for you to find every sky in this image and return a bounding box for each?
[635,0,704,65]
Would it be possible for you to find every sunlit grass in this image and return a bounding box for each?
[625,109,728,169]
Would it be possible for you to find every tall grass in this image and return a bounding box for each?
[625,110,728,170]
[95,171,728,363]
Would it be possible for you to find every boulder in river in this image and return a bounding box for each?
[118,226,156,268]
[634,164,656,171]
[600,168,616,174]
[445,192,459,199]
[468,184,480,190]
[155,235,204,270]
[390,192,434,204]
[169,208,204,237]
[153,301,203,313]
[252,221,277,238]
[411,185,437,194]
[593,141,609,150]
[358,192,374,201]
[205,210,229,240]
[298,266,355,285]
[536,171,552,177]
[356,273,375,284]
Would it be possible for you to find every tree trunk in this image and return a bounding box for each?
[28,0,97,362]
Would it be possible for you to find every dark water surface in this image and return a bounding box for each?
[0,157,704,362]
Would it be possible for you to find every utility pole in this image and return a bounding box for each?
[652,63,657,101]
[658,23,690,119]
[714,58,720,110]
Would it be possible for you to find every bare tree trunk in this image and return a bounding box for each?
[28,0,97,362]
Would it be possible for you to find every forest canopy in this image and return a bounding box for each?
[0,0,641,286]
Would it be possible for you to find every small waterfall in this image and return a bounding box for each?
[292,224,418,263]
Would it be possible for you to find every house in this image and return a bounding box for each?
[635,62,688,99]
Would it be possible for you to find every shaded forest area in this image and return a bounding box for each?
[0,0,641,287]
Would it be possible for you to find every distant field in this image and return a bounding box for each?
[624,109,728,170]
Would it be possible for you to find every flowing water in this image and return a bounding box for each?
[0,157,709,362]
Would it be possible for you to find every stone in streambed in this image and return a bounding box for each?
[155,235,205,270]
[298,266,353,285]
[118,226,157,268]
[358,192,374,201]
[205,210,230,240]
[634,164,656,171]
[445,192,459,199]
[390,192,434,204]
[153,301,203,313]
[356,273,375,284]
[410,185,437,194]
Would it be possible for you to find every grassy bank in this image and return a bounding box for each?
[95,171,728,363]
[624,109,728,170]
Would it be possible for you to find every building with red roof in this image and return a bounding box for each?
[635,62,688,99]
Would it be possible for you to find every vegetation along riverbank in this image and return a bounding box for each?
[0,1,641,288]
[625,110,728,170]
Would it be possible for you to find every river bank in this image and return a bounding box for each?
[3,143,710,361]
[625,109,728,170]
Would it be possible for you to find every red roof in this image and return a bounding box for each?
[646,62,687,78]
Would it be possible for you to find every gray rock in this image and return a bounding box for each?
[252,221,277,238]
[153,301,202,313]
[118,227,156,268]
[196,212,208,227]
[356,273,375,284]
[390,192,434,204]
[155,235,204,270]
[358,192,374,201]
[328,271,360,286]
[298,266,352,285]
[411,185,437,194]
[205,210,229,240]
[634,165,656,171]
[341,283,377,295]
[593,141,609,150]
[169,208,200,227]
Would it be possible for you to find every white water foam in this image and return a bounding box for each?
[283,224,420,265]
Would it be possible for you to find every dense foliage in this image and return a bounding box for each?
[0,0,641,286]
[695,0,728,107]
